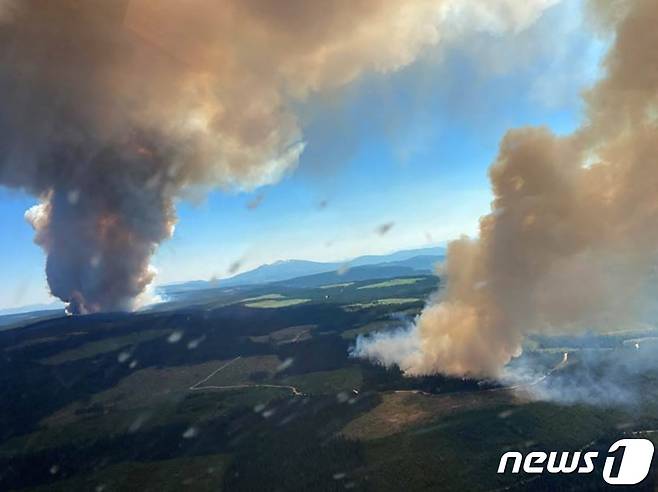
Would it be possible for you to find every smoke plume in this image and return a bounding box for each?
[0,0,554,314]
[355,0,658,378]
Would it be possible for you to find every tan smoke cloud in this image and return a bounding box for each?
[355,0,658,378]
[0,0,556,313]
[0,0,15,23]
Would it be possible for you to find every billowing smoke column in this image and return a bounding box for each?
[355,0,658,378]
[0,0,557,314]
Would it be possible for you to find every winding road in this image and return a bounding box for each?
[189,356,302,396]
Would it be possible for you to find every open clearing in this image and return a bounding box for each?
[244,298,310,308]
[190,356,302,396]
[190,355,282,387]
[249,324,316,344]
[343,298,420,311]
[240,293,285,302]
[341,389,518,440]
[357,278,424,289]
[42,355,283,429]
[280,366,362,395]
[42,360,226,428]
[319,282,354,289]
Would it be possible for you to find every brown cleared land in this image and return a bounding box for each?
[341,389,522,441]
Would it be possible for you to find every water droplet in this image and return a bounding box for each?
[67,189,80,205]
[375,222,394,235]
[254,403,266,413]
[276,357,294,372]
[187,336,205,350]
[167,331,183,343]
[182,426,198,439]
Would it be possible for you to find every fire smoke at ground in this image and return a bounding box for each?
[355,0,658,379]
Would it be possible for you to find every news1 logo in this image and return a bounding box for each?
[498,438,655,485]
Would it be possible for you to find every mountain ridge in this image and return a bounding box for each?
[161,246,445,294]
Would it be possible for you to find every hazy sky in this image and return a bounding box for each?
[0,1,605,309]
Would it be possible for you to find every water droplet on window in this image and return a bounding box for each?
[182,426,198,439]
[167,330,183,343]
[187,336,205,349]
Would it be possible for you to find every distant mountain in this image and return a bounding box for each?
[0,301,64,317]
[0,308,64,329]
[161,246,445,294]
[376,254,442,272]
[348,247,443,267]
[223,259,342,286]
[277,265,422,288]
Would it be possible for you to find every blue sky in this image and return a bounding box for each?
[0,1,607,309]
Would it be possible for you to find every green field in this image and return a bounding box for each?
[319,282,354,289]
[344,297,421,311]
[250,324,316,344]
[243,298,310,308]
[357,277,424,289]
[240,293,285,302]
[281,366,363,395]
